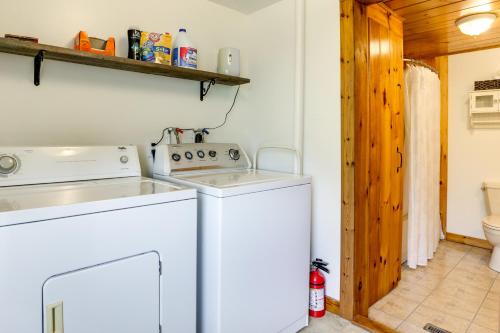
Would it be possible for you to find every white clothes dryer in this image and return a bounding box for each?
[0,146,197,333]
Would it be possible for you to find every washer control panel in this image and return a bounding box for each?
[153,143,251,175]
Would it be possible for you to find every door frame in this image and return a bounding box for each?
[339,1,404,324]
[338,0,449,329]
[339,0,357,322]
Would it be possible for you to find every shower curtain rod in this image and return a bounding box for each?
[404,58,439,74]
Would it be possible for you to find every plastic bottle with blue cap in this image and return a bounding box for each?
[173,29,198,69]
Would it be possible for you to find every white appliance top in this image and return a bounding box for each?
[0,146,196,226]
[173,169,310,197]
[0,146,141,187]
[0,177,196,227]
[177,169,300,187]
[153,143,310,197]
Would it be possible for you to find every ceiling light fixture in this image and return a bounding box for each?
[456,13,497,36]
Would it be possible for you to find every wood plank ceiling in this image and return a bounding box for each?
[383,0,500,58]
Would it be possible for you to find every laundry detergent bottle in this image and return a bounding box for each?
[173,29,197,69]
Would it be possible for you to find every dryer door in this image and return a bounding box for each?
[42,252,160,333]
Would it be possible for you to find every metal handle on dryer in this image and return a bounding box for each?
[253,145,302,175]
[46,301,64,333]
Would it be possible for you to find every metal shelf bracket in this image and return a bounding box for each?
[34,50,45,86]
[200,79,216,101]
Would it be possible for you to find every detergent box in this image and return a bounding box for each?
[140,32,172,65]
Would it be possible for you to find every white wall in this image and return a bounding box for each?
[0,0,252,169]
[304,0,341,300]
[217,0,297,169]
[448,47,500,239]
[0,0,342,299]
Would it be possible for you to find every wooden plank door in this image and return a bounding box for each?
[354,3,404,314]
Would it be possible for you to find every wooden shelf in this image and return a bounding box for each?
[0,37,250,88]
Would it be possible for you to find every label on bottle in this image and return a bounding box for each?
[309,288,325,311]
[173,47,198,69]
[128,29,142,60]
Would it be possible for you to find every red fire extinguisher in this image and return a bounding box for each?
[309,258,329,318]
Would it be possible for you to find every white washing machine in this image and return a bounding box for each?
[0,146,197,333]
[153,143,312,333]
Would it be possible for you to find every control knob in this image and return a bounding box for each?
[172,153,181,162]
[209,150,217,158]
[197,150,205,159]
[228,149,240,161]
[185,152,193,160]
[0,155,18,175]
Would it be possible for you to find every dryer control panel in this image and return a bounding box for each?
[0,146,141,187]
[153,143,251,175]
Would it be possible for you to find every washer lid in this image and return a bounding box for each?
[174,169,311,197]
[483,216,500,229]
[0,177,196,226]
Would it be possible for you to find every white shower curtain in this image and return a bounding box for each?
[404,65,442,269]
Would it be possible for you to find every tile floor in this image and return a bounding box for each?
[368,240,500,333]
[299,312,368,333]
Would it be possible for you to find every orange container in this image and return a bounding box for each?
[74,31,115,56]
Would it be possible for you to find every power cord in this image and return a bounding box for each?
[206,85,240,130]
[152,127,174,147]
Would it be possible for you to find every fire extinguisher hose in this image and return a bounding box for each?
[312,258,330,274]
